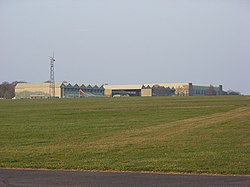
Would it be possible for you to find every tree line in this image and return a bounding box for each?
[0,81,26,99]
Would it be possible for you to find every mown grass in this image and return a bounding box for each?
[0,96,250,174]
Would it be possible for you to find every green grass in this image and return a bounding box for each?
[0,96,250,174]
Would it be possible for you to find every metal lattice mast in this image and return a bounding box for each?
[49,54,55,98]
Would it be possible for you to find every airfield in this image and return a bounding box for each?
[0,96,249,175]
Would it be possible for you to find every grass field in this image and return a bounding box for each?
[0,96,250,175]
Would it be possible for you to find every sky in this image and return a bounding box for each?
[0,0,250,94]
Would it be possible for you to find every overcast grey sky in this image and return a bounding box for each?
[0,0,249,94]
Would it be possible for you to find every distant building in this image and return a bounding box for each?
[60,83,104,98]
[103,84,152,97]
[15,82,223,99]
[104,83,223,97]
[15,82,61,99]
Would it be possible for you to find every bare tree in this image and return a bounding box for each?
[205,85,216,96]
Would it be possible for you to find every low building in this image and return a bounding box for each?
[60,83,104,98]
[191,84,223,96]
[146,83,223,96]
[15,82,223,99]
[104,83,223,97]
[15,82,61,99]
[103,84,152,97]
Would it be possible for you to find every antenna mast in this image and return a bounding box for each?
[49,54,56,98]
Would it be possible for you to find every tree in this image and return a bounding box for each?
[152,85,175,96]
[205,85,216,96]
[0,84,7,98]
[152,85,166,96]
[4,89,15,99]
[166,87,176,96]
[0,81,24,99]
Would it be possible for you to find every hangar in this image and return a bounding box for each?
[15,82,61,99]
[103,84,152,97]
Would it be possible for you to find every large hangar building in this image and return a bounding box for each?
[15,82,62,99]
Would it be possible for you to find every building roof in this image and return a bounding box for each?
[15,82,62,89]
[147,83,189,88]
[103,84,144,90]
[104,83,191,90]
[61,83,104,89]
